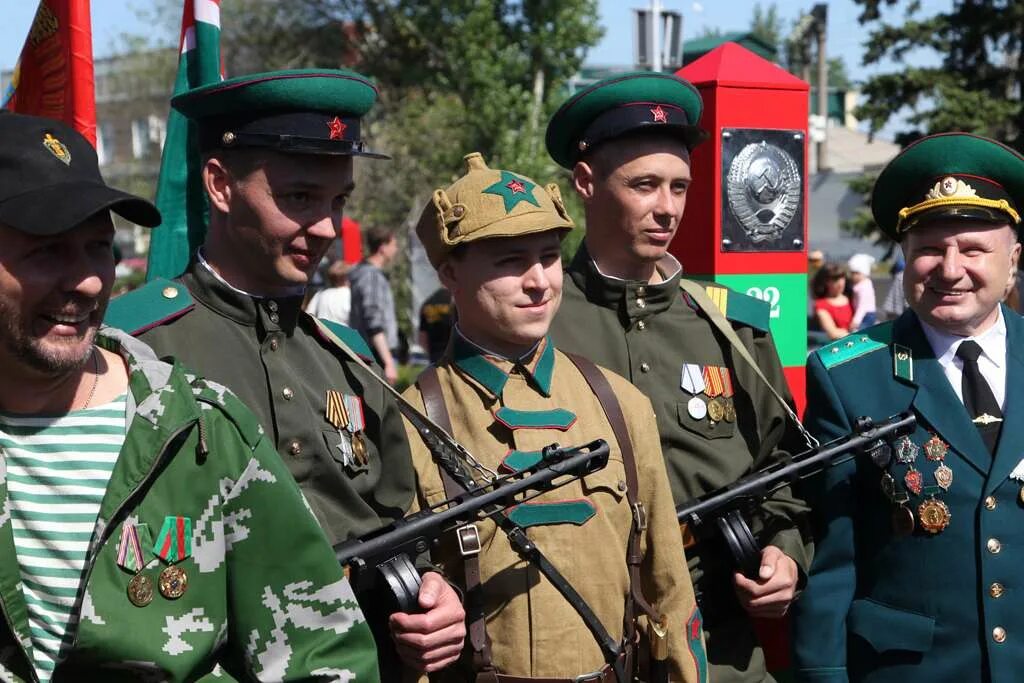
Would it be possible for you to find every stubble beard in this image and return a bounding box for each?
[0,296,102,376]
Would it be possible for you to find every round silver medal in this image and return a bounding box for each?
[687,396,708,420]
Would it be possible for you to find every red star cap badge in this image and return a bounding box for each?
[327,116,347,140]
[651,105,668,123]
[506,179,526,194]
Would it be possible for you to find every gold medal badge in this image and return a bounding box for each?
[159,565,188,599]
[127,572,154,607]
[42,133,71,165]
[917,498,951,534]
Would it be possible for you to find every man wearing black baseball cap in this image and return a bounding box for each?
[0,112,381,680]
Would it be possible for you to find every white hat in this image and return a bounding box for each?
[848,253,875,275]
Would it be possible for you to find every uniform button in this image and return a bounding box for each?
[162,286,178,299]
[636,286,647,297]
[288,441,302,456]
[993,626,1007,643]
[984,495,997,510]
[617,480,627,492]
[636,320,646,331]
[267,300,278,312]
[990,582,1005,598]
[282,387,294,400]
[640,362,651,373]
[988,538,1002,554]
[269,313,280,324]
[269,338,279,351]
[636,298,647,309]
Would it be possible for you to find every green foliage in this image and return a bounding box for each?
[750,3,783,59]
[853,0,1024,147]
[839,172,883,244]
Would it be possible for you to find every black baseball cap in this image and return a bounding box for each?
[0,112,161,235]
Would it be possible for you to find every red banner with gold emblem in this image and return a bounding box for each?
[3,0,96,146]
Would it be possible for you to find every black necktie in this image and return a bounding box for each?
[956,340,1002,453]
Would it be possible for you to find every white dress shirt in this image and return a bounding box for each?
[919,308,1007,410]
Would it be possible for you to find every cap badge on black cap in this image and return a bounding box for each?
[483,171,541,213]
[327,116,346,141]
[651,105,668,123]
[928,177,977,200]
[43,133,71,165]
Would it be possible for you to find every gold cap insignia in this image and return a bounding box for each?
[926,176,978,201]
[42,133,71,165]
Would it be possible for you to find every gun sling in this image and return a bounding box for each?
[418,363,637,683]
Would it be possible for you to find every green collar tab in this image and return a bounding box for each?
[452,333,555,398]
[893,343,914,382]
[507,499,596,527]
[316,318,374,362]
[500,449,544,473]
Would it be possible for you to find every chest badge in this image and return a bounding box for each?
[680,363,735,425]
[327,391,369,467]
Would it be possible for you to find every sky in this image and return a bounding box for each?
[1,0,949,136]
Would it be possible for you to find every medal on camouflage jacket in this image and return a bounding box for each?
[680,363,708,420]
[152,516,191,599]
[326,390,356,467]
[118,522,154,607]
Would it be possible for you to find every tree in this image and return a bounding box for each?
[750,3,783,58]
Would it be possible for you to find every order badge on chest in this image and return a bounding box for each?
[881,434,953,536]
[326,390,369,470]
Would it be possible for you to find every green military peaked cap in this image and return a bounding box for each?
[171,68,388,158]
[546,71,708,169]
[871,132,1024,240]
[416,153,574,267]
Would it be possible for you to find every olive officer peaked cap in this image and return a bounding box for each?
[546,71,708,169]
[171,68,388,158]
[872,132,1024,240]
[416,153,574,268]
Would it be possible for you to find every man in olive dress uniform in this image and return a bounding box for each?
[547,72,813,683]
[104,69,464,675]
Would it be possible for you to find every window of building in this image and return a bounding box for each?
[96,122,116,166]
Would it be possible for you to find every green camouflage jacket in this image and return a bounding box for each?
[0,328,378,682]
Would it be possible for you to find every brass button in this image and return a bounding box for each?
[452,205,465,218]
[617,480,627,492]
[282,387,294,400]
[162,286,178,299]
[990,582,1005,599]
[269,313,279,324]
[636,320,646,331]
[988,538,1002,554]
[985,496,997,510]
[288,440,302,456]
[636,286,647,297]
[269,338,279,351]
[267,300,278,312]
[640,362,651,373]
[993,626,1007,643]
[636,298,647,309]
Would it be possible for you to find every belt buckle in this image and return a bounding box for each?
[632,502,647,531]
[573,671,604,682]
[456,524,481,557]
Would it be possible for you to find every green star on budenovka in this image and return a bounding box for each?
[482,170,541,212]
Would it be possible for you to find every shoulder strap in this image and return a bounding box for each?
[564,353,660,641]
[678,278,818,450]
[416,367,494,674]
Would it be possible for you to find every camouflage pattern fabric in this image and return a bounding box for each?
[0,328,378,682]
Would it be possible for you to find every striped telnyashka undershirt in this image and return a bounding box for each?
[0,395,127,682]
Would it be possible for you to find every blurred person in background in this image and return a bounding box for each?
[350,226,401,384]
[811,262,854,341]
[848,253,878,330]
[307,259,353,325]
[417,287,453,364]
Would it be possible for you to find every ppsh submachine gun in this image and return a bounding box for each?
[677,412,916,578]
[335,439,610,612]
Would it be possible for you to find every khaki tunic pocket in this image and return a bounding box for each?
[677,402,735,440]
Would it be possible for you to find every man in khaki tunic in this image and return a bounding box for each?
[401,152,707,682]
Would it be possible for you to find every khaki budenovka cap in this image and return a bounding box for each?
[416,152,574,268]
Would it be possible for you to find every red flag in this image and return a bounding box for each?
[3,0,96,146]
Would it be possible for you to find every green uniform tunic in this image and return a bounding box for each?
[107,261,415,546]
[550,244,812,683]
[0,329,377,682]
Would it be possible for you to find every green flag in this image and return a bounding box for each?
[146,0,222,281]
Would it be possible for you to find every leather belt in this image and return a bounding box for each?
[491,661,617,682]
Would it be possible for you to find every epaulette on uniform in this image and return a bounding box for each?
[314,318,375,362]
[700,283,771,333]
[104,278,194,336]
[816,321,894,370]
[189,376,265,450]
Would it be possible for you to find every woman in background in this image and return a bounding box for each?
[811,262,854,341]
